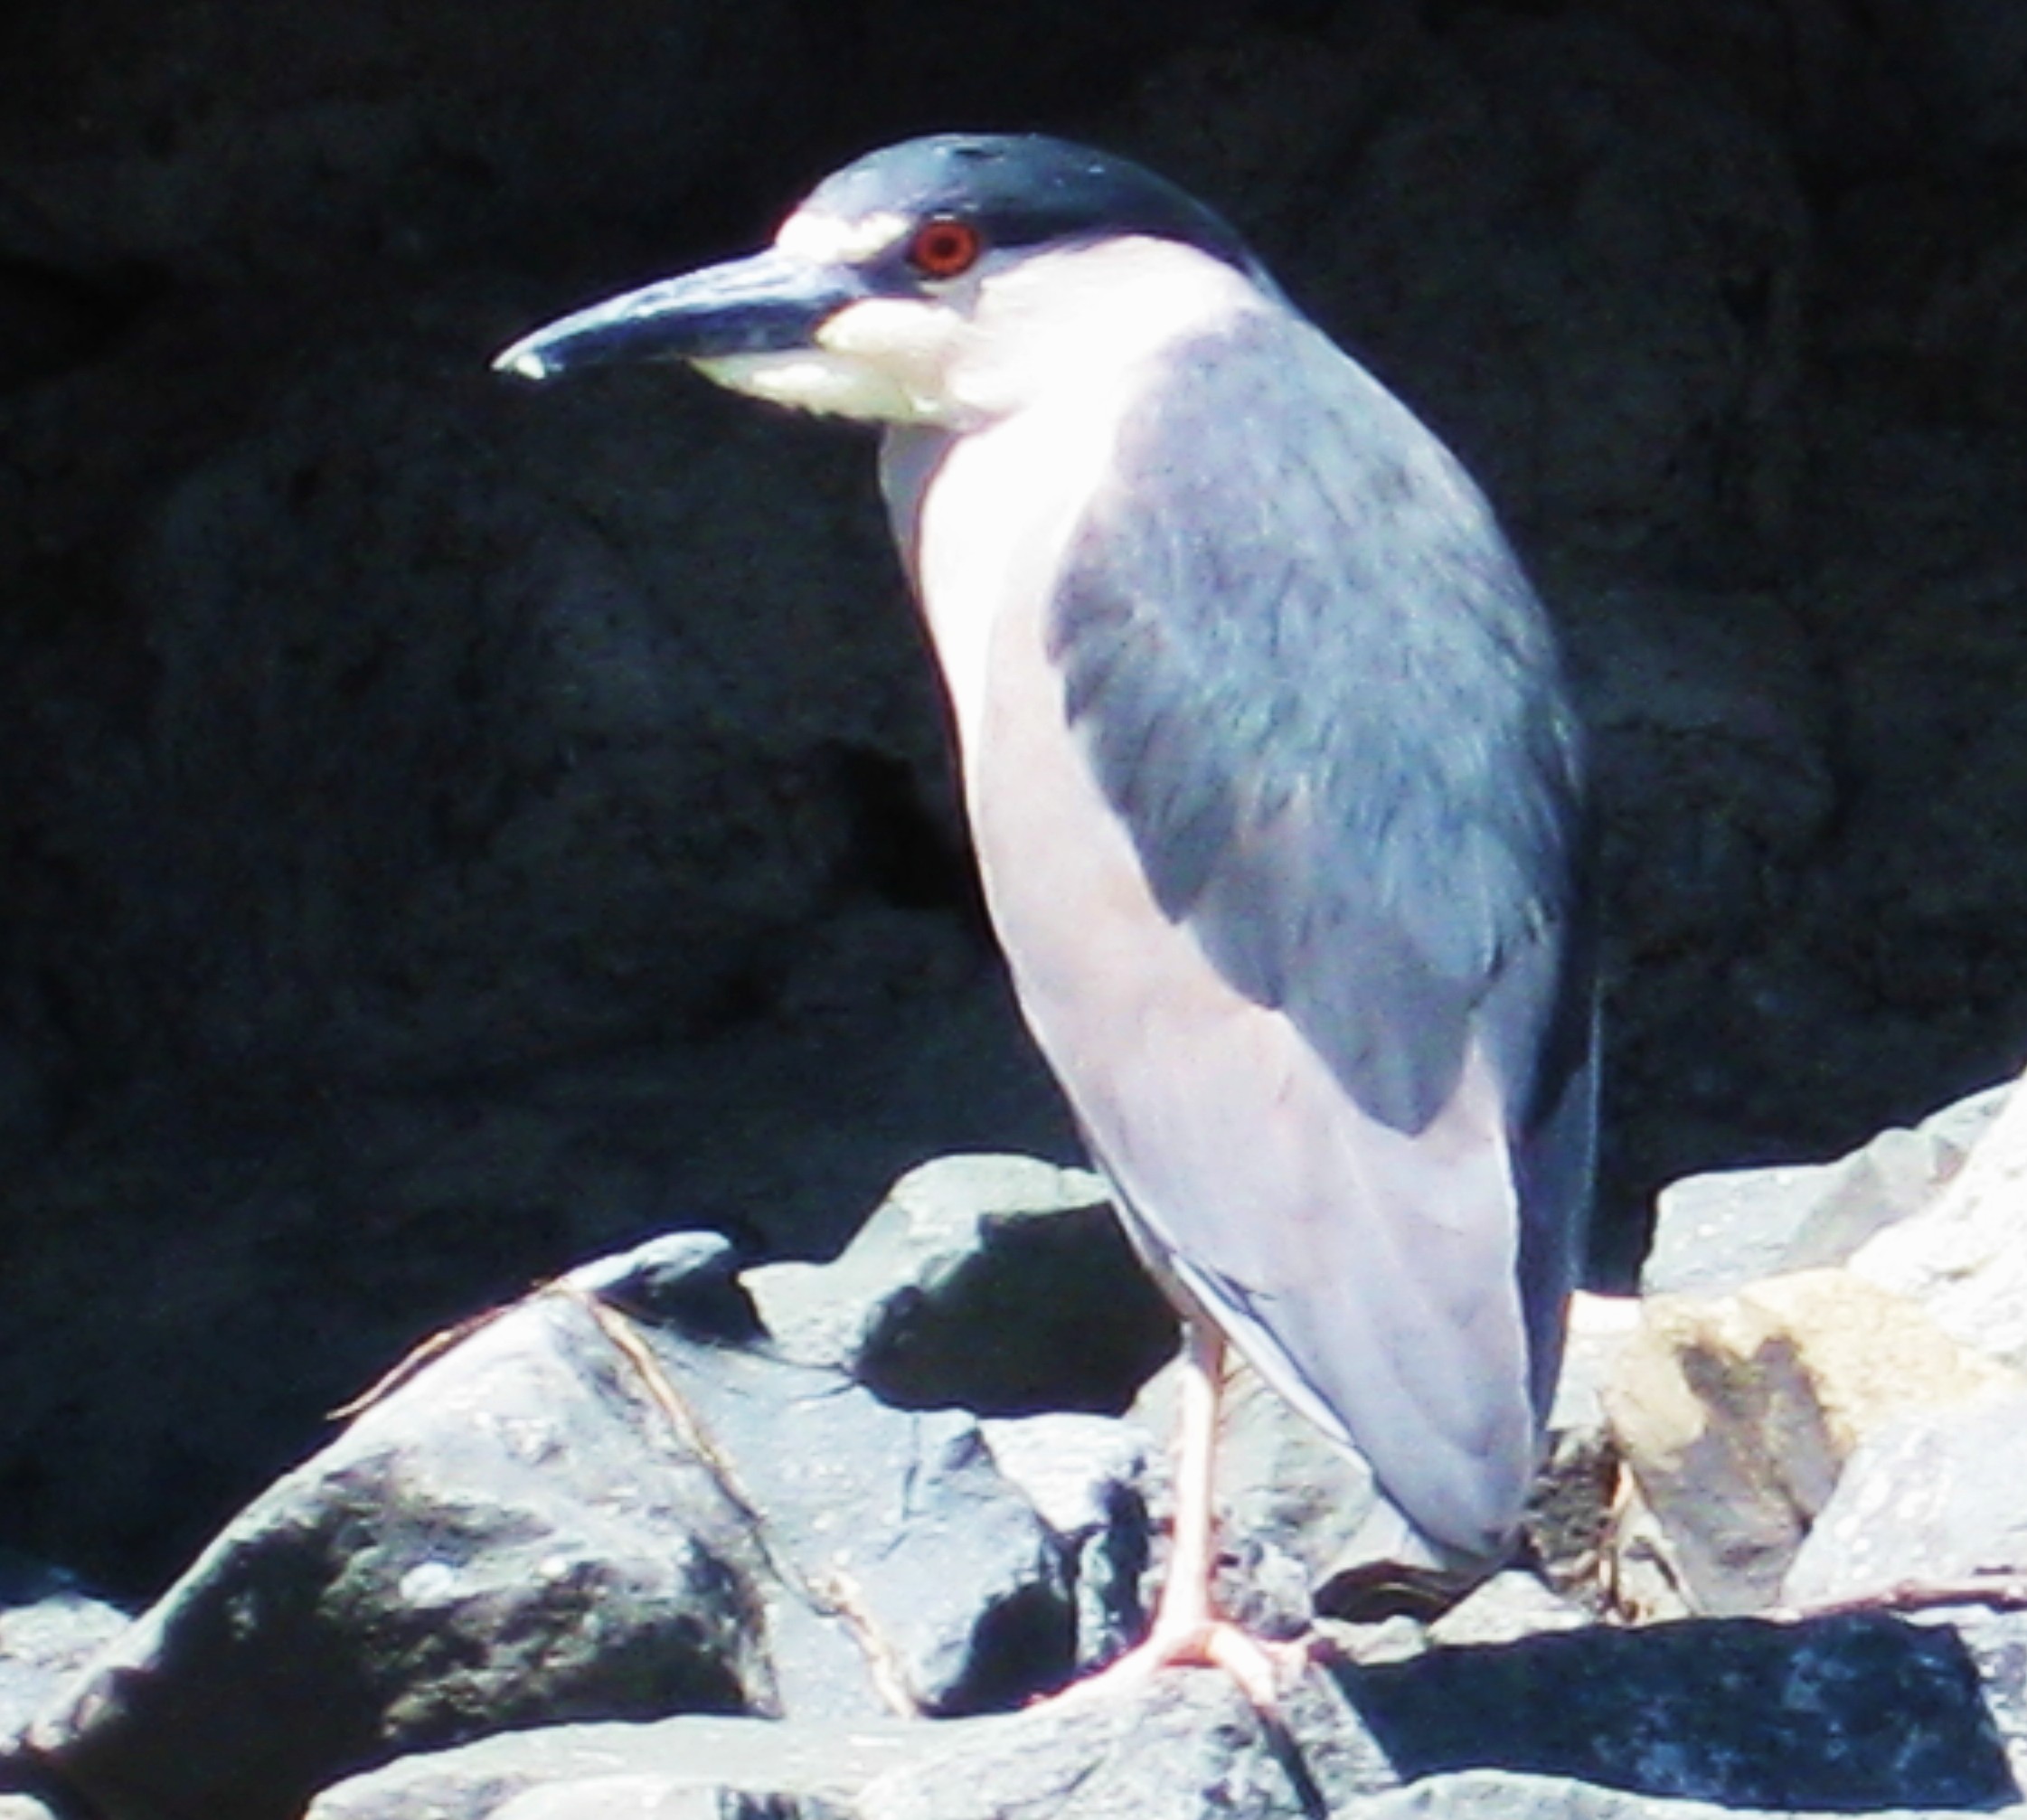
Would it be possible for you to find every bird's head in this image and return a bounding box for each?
[494,133,1273,429]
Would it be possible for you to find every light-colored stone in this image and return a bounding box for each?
[1644,1081,2012,1297]
[1783,1382,2027,1609]
[1853,1070,2027,1372]
[1600,1268,2022,1612]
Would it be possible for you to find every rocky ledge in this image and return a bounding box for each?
[5,1096,2027,1819]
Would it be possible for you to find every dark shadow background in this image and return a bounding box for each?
[1,0,2023,1593]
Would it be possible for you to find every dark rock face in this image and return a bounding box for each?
[1345,1613,2011,1809]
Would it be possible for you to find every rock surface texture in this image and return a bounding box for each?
[5,1106,2027,1818]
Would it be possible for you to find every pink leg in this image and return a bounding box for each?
[1070,1319,1293,1707]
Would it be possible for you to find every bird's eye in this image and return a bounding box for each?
[907,217,982,279]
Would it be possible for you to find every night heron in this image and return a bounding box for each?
[495,133,1596,1694]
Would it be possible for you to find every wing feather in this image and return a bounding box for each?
[1034,310,1596,1505]
[1046,311,1588,1139]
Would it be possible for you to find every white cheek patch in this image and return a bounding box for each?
[776,208,909,265]
[693,350,927,421]
[814,298,970,421]
[691,291,968,426]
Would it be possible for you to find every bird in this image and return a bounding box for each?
[495,132,1596,1696]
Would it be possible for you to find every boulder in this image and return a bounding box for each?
[22,1233,1079,1820]
[1598,1268,2022,1613]
[1783,1382,2027,1610]
[745,1155,1175,1417]
[0,1559,127,1745]
[11,1132,2027,1819]
[297,1612,2018,1818]
[1853,1070,2027,1371]
[1643,1081,2013,1296]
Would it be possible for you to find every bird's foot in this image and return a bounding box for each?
[1062,1616,1307,1712]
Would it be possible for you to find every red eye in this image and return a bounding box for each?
[907,216,982,279]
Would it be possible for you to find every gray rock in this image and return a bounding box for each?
[746,1155,1176,1417]
[28,1198,2012,1820]
[1782,1384,2027,1609]
[982,1414,1151,1542]
[303,1712,932,1820]
[854,1669,1390,1820]
[24,1236,1074,1820]
[1424,1572,1591,1651]
[301,1673,1390,1820]
[299,1611,2018,1819]
[982,1414,1155,1673]
[0,1558,128,1745]
[1645,1081,2012,1296]
[0,1800,60,1820]
[25,1297,768,1820]
[567,1231,765,1342]
[1853,1074,2027,1372]
[1354,1768,2027,1820]
[1951,1608,2027,1795]
[1648,1163,1868,1297]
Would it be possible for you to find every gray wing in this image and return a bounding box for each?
[1046,307,1594,1423]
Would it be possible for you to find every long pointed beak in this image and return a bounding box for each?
[493,247,869,382]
